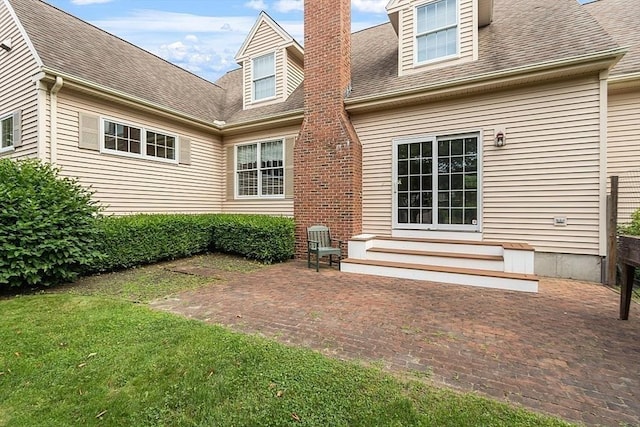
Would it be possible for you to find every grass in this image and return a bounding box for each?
[47,253,263,303]
[0,254,574,426]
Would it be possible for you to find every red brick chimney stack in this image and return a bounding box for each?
[294,0,363,256]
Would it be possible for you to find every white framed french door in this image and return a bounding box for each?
[392,132,481,231]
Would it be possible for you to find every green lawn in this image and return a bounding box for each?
[0,256,574,426]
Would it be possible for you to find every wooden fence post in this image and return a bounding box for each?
[606,175,619,286]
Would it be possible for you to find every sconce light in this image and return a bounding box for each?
[0,38,12,52]
[494,129,506,147]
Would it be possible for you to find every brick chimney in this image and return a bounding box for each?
[294,0,362,256]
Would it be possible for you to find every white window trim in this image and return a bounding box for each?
[235,139,285,199]
[413,0,460,67]
[251,52,277,103]
[100,117,178,164]
[392,130,483,232]
[0,113,14,154]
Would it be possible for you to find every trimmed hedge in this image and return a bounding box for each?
[91,213,294,272]
[210,214,295,263]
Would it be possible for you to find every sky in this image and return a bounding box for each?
[43,0,591,84]
[43,0,390,83]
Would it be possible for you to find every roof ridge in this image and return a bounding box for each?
[32,0,224,90]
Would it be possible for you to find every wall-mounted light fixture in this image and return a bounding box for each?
[0,38,12,52]
[494,128,506,147]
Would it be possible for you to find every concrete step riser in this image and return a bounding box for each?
[372,240,504,256]
[364,251,505,272]
[341,262,538,293]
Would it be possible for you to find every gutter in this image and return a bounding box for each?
[221,109,304,134]
[37,67,224,135]
[345,47,627,112]
[608,71,640,91]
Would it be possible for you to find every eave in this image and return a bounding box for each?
[608,71,640,93]
[221,110,304,136]
[36,67,224,135]
[345,48,627,114]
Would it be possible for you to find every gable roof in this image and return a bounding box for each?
[235,11,303,62]
[7,0,227,124]
[584,0,640,77]
[218,0,622,124]
[348,0,621,103]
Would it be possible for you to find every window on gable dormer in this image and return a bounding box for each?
[416,0,458,63]
[252,53,276,101]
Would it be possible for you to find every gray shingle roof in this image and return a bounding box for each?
[9,0,627,127]
[585,0,640,76]
[348,0,620,101]
[9,0,227,123]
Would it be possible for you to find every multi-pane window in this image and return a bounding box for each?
[146,131,175,160]
[252,53,276,101]
[416,0,458,63]
[103,119,176,161]
[104,121,141,154]
[396,133,478,230]
[236,140,284,197]
[0,114,13,150]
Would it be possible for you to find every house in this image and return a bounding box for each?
[1,0,638,290]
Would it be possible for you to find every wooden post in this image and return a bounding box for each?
[606,176,619,286]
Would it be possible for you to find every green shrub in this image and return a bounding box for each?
[92,214,216,272]
[619,208,640,236]
[0,159,102,288]
[91,213,294,272]
[210,214,295,263]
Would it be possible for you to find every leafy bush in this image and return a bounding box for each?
[0,159,102,288]
[210,214,295,263]
[91,213,294,272]
[619,208,640,235]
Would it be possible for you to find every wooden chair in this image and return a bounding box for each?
[307,225,343,272]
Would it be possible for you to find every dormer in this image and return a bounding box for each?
[386,0,493,76]
[235,12,304,110]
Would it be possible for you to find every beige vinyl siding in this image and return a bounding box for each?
[0,0,39,159]
[351,77,602,255]
[286,53,304,97]
[54,89,222,214]
[607,88,640,225]
[241,20,287,109]
[399,0,475,76]
[222,126,298,216]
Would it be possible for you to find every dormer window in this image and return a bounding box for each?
[252,52,276,101]
[416,0,458,63]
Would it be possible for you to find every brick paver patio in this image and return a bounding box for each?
[150,260,640,426]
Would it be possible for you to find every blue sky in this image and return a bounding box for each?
[43,0,591,83]
[44,0,390,83]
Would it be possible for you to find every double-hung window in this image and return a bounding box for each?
[236,140,284,197]
[103,119,176,162]
[252,53,276,101]
[0,114,13,151]
[416,0,458,63]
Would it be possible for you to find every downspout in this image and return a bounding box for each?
[598,70,608,261]
[35,80,47,160]
[49,76,63,164]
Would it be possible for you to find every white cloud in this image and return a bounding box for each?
[352,0,387,14]
[184,34,199,42]
[71,0,112,4]
[245,0,267,10]
[92,10,256,34]
[274,0,303,13]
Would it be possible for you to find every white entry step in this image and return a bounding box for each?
[342,235,538,292]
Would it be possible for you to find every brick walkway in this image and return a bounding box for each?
[150,260,640,426]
